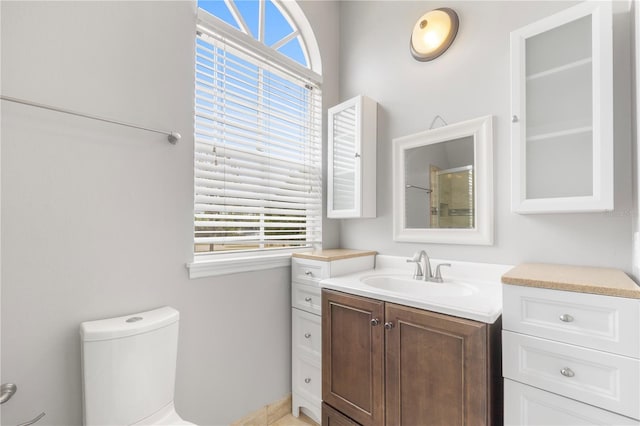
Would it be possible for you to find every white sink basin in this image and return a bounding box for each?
[360,275,477,297]
[319,256,513,323]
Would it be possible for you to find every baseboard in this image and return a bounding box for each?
[230,394,291,426]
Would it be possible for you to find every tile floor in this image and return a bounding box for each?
[229,393,319,426]
[271,413,318,426]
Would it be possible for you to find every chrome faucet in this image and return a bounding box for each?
[407,250,451,283]
[407,250,431,280]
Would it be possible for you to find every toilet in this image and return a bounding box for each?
[80,306,196,426]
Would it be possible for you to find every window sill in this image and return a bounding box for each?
[186,249,311,279]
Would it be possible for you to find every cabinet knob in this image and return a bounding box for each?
[512,115,519,123]
[384,321,394,330]
[304,297,312,302]
[559,313,574,323]
[304,332,311,339]
[304,378,311,384]
[371,318,380,326]
[304,270,313,276]
[560,367,575,378]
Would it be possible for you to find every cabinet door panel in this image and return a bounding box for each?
[292,283,322,315]
[327,95,377,218]
[503,330,640,419]
[322,403,361,426]
[292,308,322,359]
[505,379,639,426]
[510,1,613,213]
[502,284,640,358]
[385,304,489,426]
[322,290,384,426]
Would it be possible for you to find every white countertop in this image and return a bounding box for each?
[319,255,512,324]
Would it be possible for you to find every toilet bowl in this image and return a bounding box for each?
[80,306,196,426]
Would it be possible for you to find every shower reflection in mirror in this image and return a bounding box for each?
[405,136,474,229]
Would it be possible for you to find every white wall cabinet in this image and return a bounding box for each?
[510,1,613,213]
[291,251,375,423]
[327,95,377,218]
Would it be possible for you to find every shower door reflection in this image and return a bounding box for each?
[430,166,474,228]
[404,135,474,229]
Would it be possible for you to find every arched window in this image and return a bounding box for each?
[191,0,322,277]
[198,0,320,72]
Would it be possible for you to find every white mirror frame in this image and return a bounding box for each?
[392,115,494,245]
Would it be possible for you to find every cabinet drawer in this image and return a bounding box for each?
[292,308,321,359]
[292,258,329,284]
[503,284,640,357]
[505,379,639,426]
[503,331,640,419]
[292,355,321,405]
[292,283,321,315]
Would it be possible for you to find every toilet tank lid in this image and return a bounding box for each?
[80,306,179,342]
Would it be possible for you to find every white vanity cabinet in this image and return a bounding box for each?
[291,250,375,423]
[501,264,640,425]
[327,95,377,218]
[510,1,613,213]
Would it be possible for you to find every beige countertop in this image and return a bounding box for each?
[292,249,377,262]
[502,263,640,299]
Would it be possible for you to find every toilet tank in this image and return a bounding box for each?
[80,307,180,426]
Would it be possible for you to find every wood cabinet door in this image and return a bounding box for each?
[322,290,384,426]
[384,303,488,426]
[322,402,361,426]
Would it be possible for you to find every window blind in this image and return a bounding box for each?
[194,29,322,255]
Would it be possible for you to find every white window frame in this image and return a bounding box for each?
[188,1,322,279]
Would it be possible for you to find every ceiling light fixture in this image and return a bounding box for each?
[410,8,459,62]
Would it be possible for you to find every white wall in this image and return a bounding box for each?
[633,0,639,279]
[0,1,340,425]
[336,1,635,272]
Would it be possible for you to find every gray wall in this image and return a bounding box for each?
[0,1,340,425]
[633,0,639,279]
[335,1,635,272]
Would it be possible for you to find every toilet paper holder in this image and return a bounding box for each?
[0,383,16,404]
[1,383,46,425]
[17,412,45,426]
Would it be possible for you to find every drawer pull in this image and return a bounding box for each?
[304,378,311,384]
[560,367,575,378]
[559,313,574,323]
[304,271,313,276]
[304,297,312,302]
[304,333,311,339]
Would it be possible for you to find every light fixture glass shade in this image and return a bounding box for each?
[410,8,459,61]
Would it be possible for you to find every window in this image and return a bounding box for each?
[189,0,322,278]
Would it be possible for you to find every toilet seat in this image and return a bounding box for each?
[132,402,196,426]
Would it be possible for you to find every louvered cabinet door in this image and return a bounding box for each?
[327,95,377,218]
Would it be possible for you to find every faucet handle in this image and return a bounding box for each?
[433,263,451,283]
[407,251,422,262]
[406,255,424,279]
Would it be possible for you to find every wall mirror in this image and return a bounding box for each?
[392,115,493,245]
